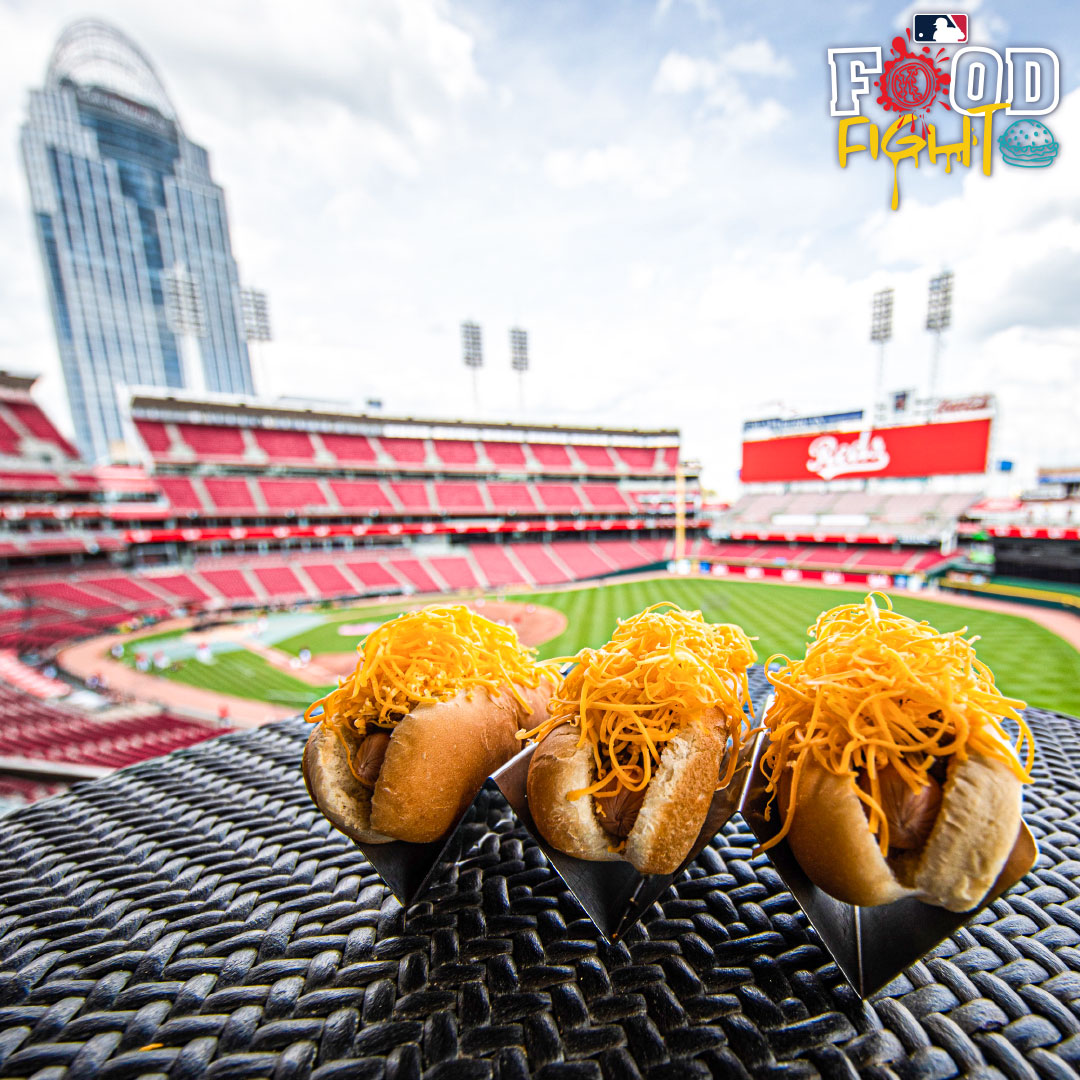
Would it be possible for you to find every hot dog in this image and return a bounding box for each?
[760,593,1035,911]
[303,605,554,844]
[524,602,756,875]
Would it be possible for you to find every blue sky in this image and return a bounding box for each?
[0,0,1078,493]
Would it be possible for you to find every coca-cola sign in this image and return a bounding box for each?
[806,432,891,480]
[741,418,991,483]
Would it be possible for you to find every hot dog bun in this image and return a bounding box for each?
[303,604,555,845]
[527,711,725,875]
[778,750,1023,910]
[522,603,756,877]
[306,681,551,845]
[759,593,1035,912]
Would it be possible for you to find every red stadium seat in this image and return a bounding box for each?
[0,413,20,456]
[200,568,258,600]
[347,561,400,590]
[379,437,427,464]
[252,566,307,597]
[508,543,571,585]
[434,482,487,513]
[303,564,354,596]
[469,544,527,586]
[134,419,173,454]
[259,479,327,510]
[596,541,655,570]
[548,542,611,579]
[580,484,633,511]
[487,482,539,512]
[15,581,116,611]
[483,441,527,467]
[204,477,257,512]
[177,424,246,459]
[321,433,378,463]
[529,443,572,468]
[146,574,210,603]
[0,686,226,774]
[6,401,78,457]
[615,446,657,470]
[82,577,165,605]
[907,551,951,571]
[534,483,582,512]
[329,480,395,514]
[428,556,480,590]
[573,445,615,469]
[389,481,432,512]
[433,439,478,466]
[632,539,668,561]
[0,471,64,492]
[389,558,440,592]
[254,429,315,461]
[158,476,206,512]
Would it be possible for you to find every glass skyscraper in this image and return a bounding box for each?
[21,20,256,462]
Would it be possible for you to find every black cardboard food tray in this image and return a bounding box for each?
[492,731,763,940]
[740,732,1039,997]
[348,826,467,909]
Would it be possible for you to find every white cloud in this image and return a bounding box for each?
[653,39,792,95]
[651,41,791,139]
[543,139,693,199]
[721,39,794,77]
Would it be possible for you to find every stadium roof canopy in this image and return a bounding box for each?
[128,391,680,440]
[46,19,177,123]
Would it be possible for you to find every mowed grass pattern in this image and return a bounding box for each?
[134,579,1080,716]
[137,651,332,709]
[274,609,401,658]
[509,580,1080,716]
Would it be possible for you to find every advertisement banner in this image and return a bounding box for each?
[740,418,991,483]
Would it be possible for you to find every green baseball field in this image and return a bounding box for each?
[115,578,1080,716]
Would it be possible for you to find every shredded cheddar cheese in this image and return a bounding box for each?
[760,592,1034,855]
[305,606,553,778]
[521,602,757,801]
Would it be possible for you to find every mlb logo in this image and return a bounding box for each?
[912,13,968,43]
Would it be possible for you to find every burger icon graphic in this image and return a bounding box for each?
[998,119,1059,167]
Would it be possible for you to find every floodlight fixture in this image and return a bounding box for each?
[926,271,954,398]
[926,271,953,333]
[462,320,483,412]
[461,321,483,369]
[870,288,894,343]
[510,327,528,373]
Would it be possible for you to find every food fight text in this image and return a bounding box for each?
[828,44,1060,209]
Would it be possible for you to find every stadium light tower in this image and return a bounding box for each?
[241,287,272,397]
[510,327,528,413]
[870,287,893,424]
[163,264,207,395]
[462,321,483,413]
[926,271,953,400]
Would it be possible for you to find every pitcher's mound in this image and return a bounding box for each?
[319,601,566,674]
[468,599,567,646]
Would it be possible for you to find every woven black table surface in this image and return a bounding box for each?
[0,668,1078,1080]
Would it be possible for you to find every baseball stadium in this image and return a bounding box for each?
[7,10,1080,1077]
[1,371,1079,814]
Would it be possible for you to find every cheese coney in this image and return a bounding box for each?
[304,605,554,844]
[759,593,1035,912]
[524,602,756,875]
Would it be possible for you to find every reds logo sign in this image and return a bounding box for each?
[806,432,891,480]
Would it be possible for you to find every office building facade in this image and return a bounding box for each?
[21,20,255,462]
